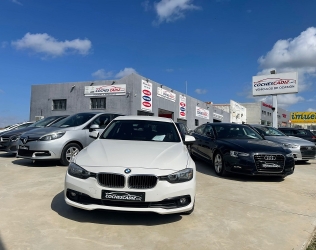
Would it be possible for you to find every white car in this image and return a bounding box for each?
[64,116,196,215]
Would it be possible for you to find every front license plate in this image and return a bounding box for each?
[19,145,29,150]
[261,163,280,168]
[102,190,145,202]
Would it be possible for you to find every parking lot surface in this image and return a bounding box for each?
[0,152,316,250]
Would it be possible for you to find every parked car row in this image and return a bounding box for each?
[1,113,315,216]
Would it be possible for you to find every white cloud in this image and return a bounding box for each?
[92,69,113,79]
[255,27,316,108]
[11,0,22,5]
[166,68,174,72]
[259,27,316,69]
[154,0,200,24]
[195,88,207,94]
[11,33,92,57]
[307,108,316,111]
[115,68,137,78]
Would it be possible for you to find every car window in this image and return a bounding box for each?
[100,120,181,142]
[213,124,262,139]
[281,129,292,135]
[296,130,308,135]
[203,125,214,136]
[90,114,111,129]
[194,125,206,135]
[52,113,96,128]
[253,126,285,136]
[29,116,62,128]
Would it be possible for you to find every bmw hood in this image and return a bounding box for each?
[75,140,189,171]
[265,136,315,146]
[219,139,290,154]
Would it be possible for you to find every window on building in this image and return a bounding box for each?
[91,98,106,109]
[53,99,67,110]
[195,119,199,126]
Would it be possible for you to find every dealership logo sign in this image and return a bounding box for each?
[196,107,209,119]
[84,84,126,96]
[252,72,298,96]
[157,87,176,102]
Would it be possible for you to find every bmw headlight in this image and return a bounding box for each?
[282,143,300,148]
[160,168,193,183]
[230,151,250,157]
[10,135,20,142]
[39,132,65,141]
[68,162,92,179]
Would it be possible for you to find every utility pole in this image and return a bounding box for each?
[185,81,187,95]
[270,70,278,128]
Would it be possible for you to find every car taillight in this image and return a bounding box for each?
[312,135,316,139]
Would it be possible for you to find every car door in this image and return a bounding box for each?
[191,124,206,157]
[199,125,216,161]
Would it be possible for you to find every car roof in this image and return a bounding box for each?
[113,116,174,123]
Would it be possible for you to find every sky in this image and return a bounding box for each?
[1,0,316,127]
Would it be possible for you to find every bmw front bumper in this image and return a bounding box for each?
[64,169,196,215]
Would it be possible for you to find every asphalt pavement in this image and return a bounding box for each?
[0,152,316,250]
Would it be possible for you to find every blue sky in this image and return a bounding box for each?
[1,0,316,127]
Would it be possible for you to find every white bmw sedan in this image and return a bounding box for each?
[64,116,196,215]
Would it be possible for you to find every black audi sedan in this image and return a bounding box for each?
[190,123,295,177]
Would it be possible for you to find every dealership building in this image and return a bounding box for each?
[29,73,230,129]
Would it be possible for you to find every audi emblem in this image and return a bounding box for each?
[264,155,276,161]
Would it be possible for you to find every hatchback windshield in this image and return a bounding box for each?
[29,116,65,128]
[51,113,96,128]
[213,124,262,139]
[100,120,181,142]
[253,126,286,136]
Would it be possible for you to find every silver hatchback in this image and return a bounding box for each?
[17,112,122,165]
[250,124,316,161]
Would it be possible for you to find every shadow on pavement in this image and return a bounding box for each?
[195,159,285,183]
[0,152,16,158]
[51,191,182,226]
[295,160,312,165]
[0,233,7,250]
[11,158,62,168]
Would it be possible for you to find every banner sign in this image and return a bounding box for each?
[252,72,298,96]
[141,80,152,112]
[157,87,176,102]
[213,113,223,121]
[230,100,246,124]
[179,95,186,119]
[84,84,126,96]
[196,107,209,120]
[291,112,316,123]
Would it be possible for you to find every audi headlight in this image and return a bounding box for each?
[282,143,299,148]
[68,162,92,179]
[286,153,294,158]
[230,151,250,157]
[39,132,65,141]
[10,135,20,142]
[160,168,194,183]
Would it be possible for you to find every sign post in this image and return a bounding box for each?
[252,72,298,128]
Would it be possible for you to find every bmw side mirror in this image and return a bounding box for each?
[89,124,100,132]
[89,130,99,139]
[184,135,195,145]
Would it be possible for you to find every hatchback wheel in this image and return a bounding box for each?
[213,152,227,176]
[60,143,82,166]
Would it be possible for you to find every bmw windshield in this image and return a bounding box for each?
[100,120,181,142]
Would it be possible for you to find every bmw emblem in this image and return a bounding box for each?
[124,168,131,174]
